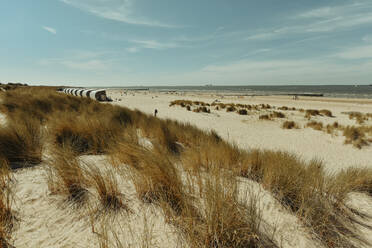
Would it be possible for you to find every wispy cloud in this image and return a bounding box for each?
[42,26,57,34]
[60,0,176,28]
[334,45,372,59]
[40,50,109,70]
[130,39,179,50]
[245,1,372,41]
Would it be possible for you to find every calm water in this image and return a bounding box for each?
[106,85,372,99]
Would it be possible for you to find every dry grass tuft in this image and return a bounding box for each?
[343,126,369,149]
[226,106,236,112]
[238,109,248,115]
[305,109,320,118]
[320,109,333,117]
[176,167,276,248]
[87,165,128,211]
[306,121,324,131]
[112,143,186,215]
[270,111,285,118]
[259,114,271,120]
[240,150,365,247]
[282,121,298,129]
[0,112,43,167]
[47,148,88,203]
[0,158,14,247]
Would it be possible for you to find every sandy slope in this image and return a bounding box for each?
[5,91,372,248]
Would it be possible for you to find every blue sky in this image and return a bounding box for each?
[1,0,372,86]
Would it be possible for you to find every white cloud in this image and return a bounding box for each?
[130,40,179,50]
[334,45,372,59]
[42,26,57,34]
[60,0,175,27]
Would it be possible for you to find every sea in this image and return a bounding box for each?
[107,85,372,99]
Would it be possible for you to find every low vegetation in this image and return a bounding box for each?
[1,89,372,247]
[306,121,324,131]
[282,121,298,129]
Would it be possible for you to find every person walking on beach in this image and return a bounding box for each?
[154,109,158,117]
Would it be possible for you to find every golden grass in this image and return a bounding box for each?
[111,143,186,215]
[270,111,285,118]
[259,114,271,120]
[306,121,324,131]
[320,109,333,117]
[2,87,372,247]
[47,148,88,203]
[173,167,276,248]
[87,165,128,212]
[0,112,43,166]
[239,150,364,247]
[343,126,369,149]
[282,121,298,129]
[0,158,14,247]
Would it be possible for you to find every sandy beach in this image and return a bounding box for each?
[108,89,372,173]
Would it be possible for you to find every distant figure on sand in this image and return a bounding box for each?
[154,109,158,117]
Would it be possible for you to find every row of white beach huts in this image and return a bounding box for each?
[60,88,110,101]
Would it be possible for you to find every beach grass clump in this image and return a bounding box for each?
[305,109,320,118]
[169,100,193,107]
[0,112,43,166]
[47,148,88,203]
[226,106,236,112]
[112,143,186,215]
[306,121,323,131]
[332,168,372,197]
[237,109,248,115]
[240,150,363,247]
[282,121,298,129]
[278,106,289,111]
[270,111,285,118]
[259,114,271,120]
[343,126,369,149]
[320,109,333,117]
[176,167,276,248]
[0,158,14,247]
[50,112,121,155]
[87,165,128,211]
[259,104,271,109]
[342,111,372,124]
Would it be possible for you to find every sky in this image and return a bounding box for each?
[1,0,372,86]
